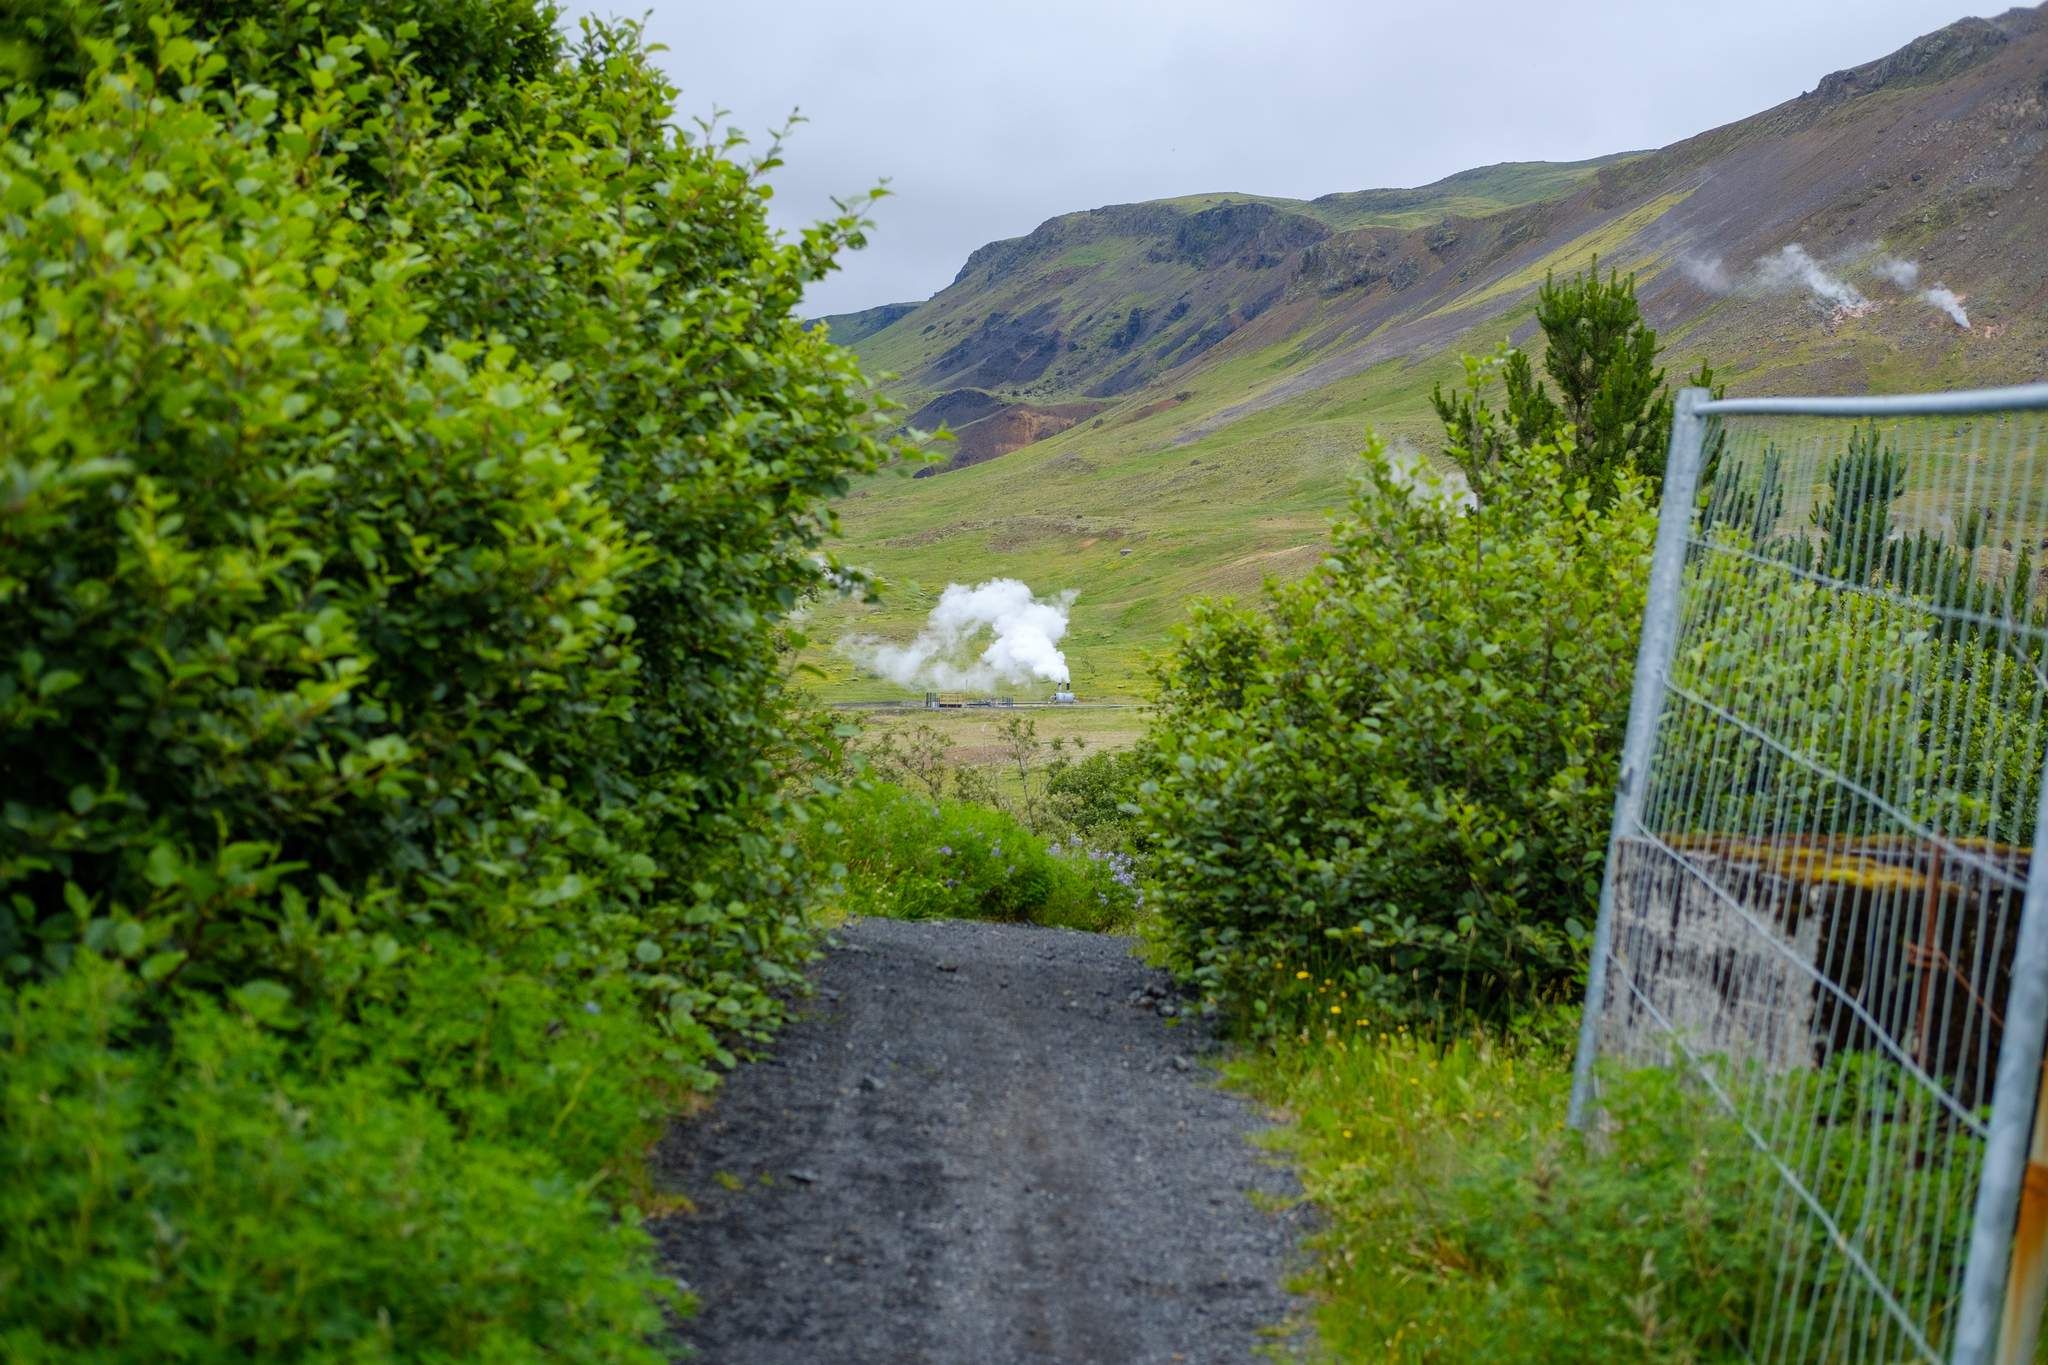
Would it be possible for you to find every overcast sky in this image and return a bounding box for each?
[570,1,1991,317]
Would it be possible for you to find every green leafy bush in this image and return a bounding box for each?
[1,0,562,107]
[811,782,1142,932]
[1045,746,1151,850]
[0,11,893,1357]
[1137,436,1657,1031]
[2,958,671,1362]
[1663,532,2044,840]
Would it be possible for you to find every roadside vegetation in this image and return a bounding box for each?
[805,781,1141,932]
[1126,268,1791,1359]
[1232,1015,1768,1360]
[801,713,1148,931]
[0,4,897,1358]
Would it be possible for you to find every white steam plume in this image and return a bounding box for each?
[840,578,1076,691]
[1383,439,1475,511]
[1870,253,1970,328]
[1680,254,1733,293]
[1755,243,1866,311]
[1676,242,1968,329]
[1922,284,1970,329]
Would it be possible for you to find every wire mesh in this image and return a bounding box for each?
[1573,387,2048,1363]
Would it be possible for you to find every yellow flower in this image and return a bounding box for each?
[1295,970,1310,979]
[1330,1005,1341,1014]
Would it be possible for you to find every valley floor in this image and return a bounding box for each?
[651,917,1306,1363]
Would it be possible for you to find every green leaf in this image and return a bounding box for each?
[37,669,81,699]
[144,844,182,890]
[140,949,186,982]
[231,979,292,1023]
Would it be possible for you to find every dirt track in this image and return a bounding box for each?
[650,917,1305,1364]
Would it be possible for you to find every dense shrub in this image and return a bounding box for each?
[1137,436,1657,1030]
[1684,428,2046,841]
[0,10,893,1358]
[1662,532,2044,840]
[2,960,671,1361]
[1044,746,1151,850]
[811,782,1142,932]
[1,0,562,107]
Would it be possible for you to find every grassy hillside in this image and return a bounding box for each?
[808,4,2048,703]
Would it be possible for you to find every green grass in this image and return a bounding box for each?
[1230,1013,2006,1361]
[805,781,1143,932]
[1439,187,1694,313]
[810,321,1479,700]
[1231,1017,1768,1362]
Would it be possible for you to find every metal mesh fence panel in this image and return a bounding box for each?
[1570,385,2048,1364]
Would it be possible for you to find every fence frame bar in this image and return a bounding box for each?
[1567,385,1712,1129]
[1956,775,2048,1364]
[1694,383,2048,418]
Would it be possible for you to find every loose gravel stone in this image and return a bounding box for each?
[650,917,1307,1364]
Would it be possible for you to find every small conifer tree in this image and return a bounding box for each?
[1431,257,1714,508]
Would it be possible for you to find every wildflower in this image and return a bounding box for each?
[939,845,952,856]
[1329,1005,1341,1014]
[1295,970,1310,980]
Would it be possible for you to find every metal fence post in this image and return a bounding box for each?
[1567,387,1711,1130]
[1954,776,2048,1364]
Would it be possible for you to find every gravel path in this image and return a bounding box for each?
[650,917,1306,1364]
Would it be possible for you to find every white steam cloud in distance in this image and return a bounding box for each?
[840,579,1076,692]
[1681,243,1968,329]
[1383,439,1475,511]
[1754,243,1867,311]
[1876,253,1970,327]
[1920,284,1970,329]
[1679,254,1734,293]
